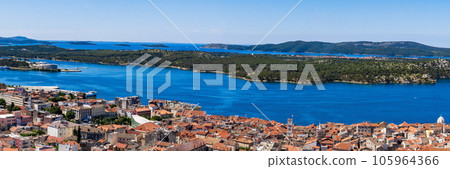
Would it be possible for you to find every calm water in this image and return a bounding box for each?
[0,59,449,125]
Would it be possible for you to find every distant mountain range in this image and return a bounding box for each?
[202,41,450,57]
[0,36,50,45]
[2,36,450,57]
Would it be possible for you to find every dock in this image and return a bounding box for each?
[22,86,59,91]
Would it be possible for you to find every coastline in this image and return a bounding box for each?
[19,57,447,85]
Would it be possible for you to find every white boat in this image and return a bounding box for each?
[86,90,97,98]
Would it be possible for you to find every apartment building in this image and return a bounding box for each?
[47,121,79,138]
[0,93,26,106]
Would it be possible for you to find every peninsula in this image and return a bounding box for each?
[1,45,449,84]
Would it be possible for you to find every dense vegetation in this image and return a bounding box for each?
[20,130,45,137]
[202,41,450,57]
[114,44,131,47]
[67,41,96,45]
[94,116,132,125]
[0,58,29,67]
[0,45,449,84]
[141,44,169,48]
[0,98,6,108]
[65,110,76,121]
[0,36,50,44]
[6,102,21,112]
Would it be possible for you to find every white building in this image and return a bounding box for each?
[91,105,107,118]
[72,106,92,121]
[0,114,16,129]
[31,62,58,69]
[58,143,79,151]
[47,121,79,138]
[0,93,26,106]
[33,102,52,111]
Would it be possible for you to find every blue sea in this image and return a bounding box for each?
[1,59,449,125]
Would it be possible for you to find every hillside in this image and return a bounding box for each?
[202,41,450,57]
[0,36,50,45]
[0,45,449,84]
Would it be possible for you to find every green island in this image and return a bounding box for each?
[141,44,169,48]
[114,44,131,47]
[0,58,29,67]
[66,41,96,45]
[1,45,449,84]
[202,41,450,57]
[0,58,61,72]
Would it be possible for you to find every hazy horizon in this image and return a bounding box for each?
[1,0,450,47]
[4,35,450,49]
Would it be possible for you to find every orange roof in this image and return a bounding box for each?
[46,136,64,144]
[135,107,151,112]
[283,145,300,151]
[182,110,206,117]
[156,109,172,115]
[41,123,50,129]
[2,147,19,151]
[98,124,126,131]
[212,143,231,151]
[334,143,352,151]
[65,141,79,146]
[115,143,127,149]
[145,146,165,151]
[134,122,160,132]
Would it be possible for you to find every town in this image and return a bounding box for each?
[0,83,449,151]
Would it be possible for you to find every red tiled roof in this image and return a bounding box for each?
[2,147,19,151]
[333,143,352,151]
[212,143,231,151]
[115,143,127,149]
[134,122,160,132]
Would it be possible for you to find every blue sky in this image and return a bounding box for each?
[1,0,450,47]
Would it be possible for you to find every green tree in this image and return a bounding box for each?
[49,106,62,115]
[65,110,76,121]
[151,116,162,121]
[12,106,21,111]
[58,92,65,97]
[31,130,45,136]
[94,119,101,125]
[50,97,66,102]
[0,98,6,108]
[6,102,16,112]
[76,126,81,143]
[69,93,75,99]
[36,130,45,135]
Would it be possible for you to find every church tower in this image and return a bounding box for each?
[287,118,293,137]
[437,115,445,133]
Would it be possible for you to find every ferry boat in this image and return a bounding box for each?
[86,90,97,98]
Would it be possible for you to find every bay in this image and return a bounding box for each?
[0,59,449,125]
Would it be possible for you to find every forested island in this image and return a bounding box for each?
[66,41,96,45]
[1,45,449,84]
[141,44,169,48]
[114,44,131,47]
[0,36,51,45]
[0,58,29,68]
[202,41,450,57]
